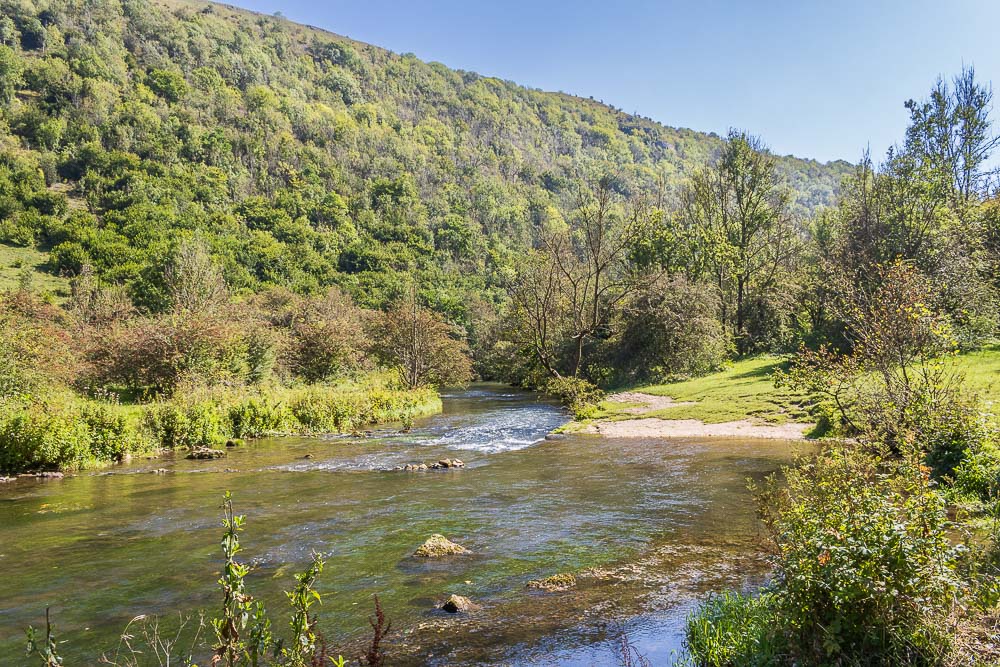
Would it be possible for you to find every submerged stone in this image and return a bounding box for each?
[440,594,479,613]
[414,534,470,557]
[527,573,577,592]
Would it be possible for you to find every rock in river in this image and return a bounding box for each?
[526,573,577,592]
[414,534,470,557]
[186,448,226,460]
[440,594,479,613]
[430,458,464,469]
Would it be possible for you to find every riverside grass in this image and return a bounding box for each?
[582,348,1000,433]
[0,373,441,474]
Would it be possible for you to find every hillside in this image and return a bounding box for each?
[0,0,852,323]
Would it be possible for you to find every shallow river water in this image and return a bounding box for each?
[0,385,811,664]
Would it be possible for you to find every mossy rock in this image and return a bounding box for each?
[527,573,577,592]
[414,534,470,557]
[440,594,479,613]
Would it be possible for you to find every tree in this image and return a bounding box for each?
[369,296,473,389]
[680,130,796,354]
[0,44,23,104]
[904,66,999,211]
[509,175,660,378]
[164,239,229,314]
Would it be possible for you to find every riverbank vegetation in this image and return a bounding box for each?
[0,239,460,474]
[680,70,1000,665]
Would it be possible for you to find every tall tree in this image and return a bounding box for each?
[904,66,999,212]
[680,130,795,354]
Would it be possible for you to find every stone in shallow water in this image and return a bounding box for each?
[414,534,470,557]
[526,573,577,592]
[440,594,479,613]
[430,458,464,469]
[186,448,226,460]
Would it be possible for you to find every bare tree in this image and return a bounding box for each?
[509,175,661,378]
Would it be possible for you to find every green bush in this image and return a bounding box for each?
[0,400,149,472]
[687,447,963,666]
[81,403,150,462]
[544,376,604,419]
[145,401,227,448]
[228,397,290,438]
[0,404,91,471]
[765,449,959,663]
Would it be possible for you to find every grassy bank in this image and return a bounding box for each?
[0,374,441,474]
[580,348,1000,433]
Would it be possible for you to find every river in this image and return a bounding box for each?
[0,385,811,664]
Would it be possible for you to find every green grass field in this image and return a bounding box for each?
[590,348,1000,430]
[0,243,70,301]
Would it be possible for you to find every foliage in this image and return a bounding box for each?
[687,447,965,666]
[503,176,660,381]
[545,376,604,418]
[683,592,782,667]
[779,261,990,477]
[0,396,149,473]
[368,295,473,389]
[678,130,797,355]
[25,608,62,667]
[0,0,848,333]
[613,275,729,383]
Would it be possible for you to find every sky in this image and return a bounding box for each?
[229,0,1000,164]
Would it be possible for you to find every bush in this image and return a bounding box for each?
[687,447,965,666]
[85,313,250,395]
[0,399,149,472]
[614,276,729,383]
[287,288,366,382]
[228,396,290,438]
[545,376,604,418]
[762,448,959,664]
[144,400,227,449]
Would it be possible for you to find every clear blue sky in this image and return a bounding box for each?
[230,0,1000,164]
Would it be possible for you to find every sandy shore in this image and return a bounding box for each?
[578,391,809,440]
[579,417,807,440]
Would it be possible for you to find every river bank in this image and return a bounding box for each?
[0,373,441,475]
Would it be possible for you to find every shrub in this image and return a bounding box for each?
[368,298,473,389]
[0,399,149,472]
[687,447,965,666]
[144,401,227,448]
[287,288,366,382]
[0,404,92,472]
[228,396,290,438]
[80,403,150,462]
[760,447,960,664]
[614,276,729,383]
[86,313,249,395]
[545,376,604,418]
